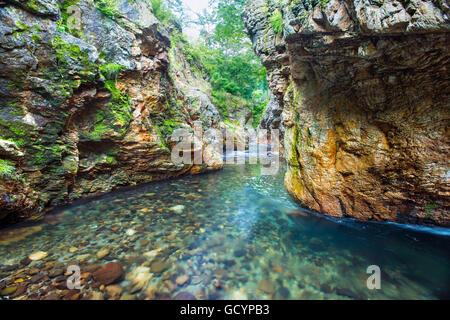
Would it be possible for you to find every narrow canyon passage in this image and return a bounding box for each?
[0,0,448,302]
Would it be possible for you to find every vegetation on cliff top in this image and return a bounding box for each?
[157,0,269,127]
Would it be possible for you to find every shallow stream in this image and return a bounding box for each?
[0,154,449,300]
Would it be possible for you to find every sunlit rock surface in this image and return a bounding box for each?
[244,0,449,226]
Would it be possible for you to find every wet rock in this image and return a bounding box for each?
[234,249,246,258]
[0,139,24,159]
[222,260,236,267]
[69,247,78,253]
[127,267,152,292]
[30,273,47,284]
[258,279,275,294]
[53,275,66,283]
[170,205,185,214]
[83,264,101,273]
[90,291,104,300]
[105,285,123,299]
[126,228,137,236]
[272,265,284,274]
[75,254,90,265]
[49,268,64,278]
[191,275,206,285]
[320,283,333,294]
[230,289,248,300]
[174,292,196,300]
[243,0,450,227]
[20,257,31,267]
[0,286,17,296]
[175,274,189,286]
[0,0,224,225]
[96,248,111,260]
[150,259,170,273]
[10,283,28,298]
[43,292,61,300]
[28,268,39,275]
[62,290,81,300]
[52,281,69,290]
[2,265,18,272]
[143,250,159,260]
[276,287,290,299]
[28,251,48,261]
[92,262,124,285]
[42,262,54,271]
[120,294,136,300]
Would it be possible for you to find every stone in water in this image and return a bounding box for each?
[28,251,48,261]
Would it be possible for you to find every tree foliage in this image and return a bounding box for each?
[191,0,269,126]
[157,0,268,127]
[150,0,174,25]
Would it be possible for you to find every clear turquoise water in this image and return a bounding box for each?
[0,159,449,300]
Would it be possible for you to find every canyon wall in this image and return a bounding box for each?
[0,0,225,225]
[244,0,450,226]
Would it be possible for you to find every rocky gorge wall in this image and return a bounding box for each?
[244,0,450,226]
[0,0,227,225]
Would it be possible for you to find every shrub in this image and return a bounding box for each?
[96,0,121,19]
[270,9,284,34]
[99,63,126,82]
[0,159,16,179]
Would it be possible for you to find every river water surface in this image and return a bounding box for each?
[0,155,449,300]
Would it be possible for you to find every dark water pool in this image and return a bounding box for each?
[0,158,449,300]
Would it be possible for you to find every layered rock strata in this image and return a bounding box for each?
[244,0,450,226]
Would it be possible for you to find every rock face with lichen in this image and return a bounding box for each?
[244,0,449,226]
[0,0,225,225]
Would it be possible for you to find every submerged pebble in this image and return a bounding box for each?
[28,251,48,261]
[97,248,111,260]
[92,262,124,285]
[176,274,189,286]
[170,205,185,214]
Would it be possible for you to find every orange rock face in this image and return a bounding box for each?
[244,0,450,226]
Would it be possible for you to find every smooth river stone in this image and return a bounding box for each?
[28,251,48,261]
[150,260,170,273]
[175,274,189,286]
[0,286,17,296]
[96,248,110,260]
[258,279,275,294]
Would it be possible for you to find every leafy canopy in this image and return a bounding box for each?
[190,0,269,125]
[155,0,269,127]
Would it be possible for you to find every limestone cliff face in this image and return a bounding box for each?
[0,0,223,225]
[244,0,450,226]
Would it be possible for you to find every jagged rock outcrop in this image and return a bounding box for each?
[0,0,223,225]
[244,0,449,226]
